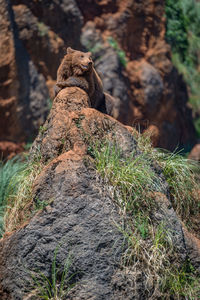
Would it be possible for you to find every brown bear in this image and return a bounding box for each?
[54,47,120,118]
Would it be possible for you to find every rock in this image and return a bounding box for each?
[188,143,200,161]
[13,0,83,47]
[143,124,160,147]
[126,60,164,116]
[141,62,164,114]
[183,227,200,273]
[30,87,137,163]
[152,192,187,260]
[0,0,49,145]
[0,141,24,160]
[0,87,197,299]
[12,4,65,81]
[0,152,125,299]
[81,22,130,124]
[80,0,196,151]
[0,0,21,142]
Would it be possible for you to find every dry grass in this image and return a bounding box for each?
[92,135,200,298]
[0,156,42,234]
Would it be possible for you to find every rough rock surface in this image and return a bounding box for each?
[0,87,198,299]
[188,143,200,161]
[0,141,24,160]
[0,152,125,300]
[0,0,49,158]
[79,0,196,151]
[0,0,197,158]
[183,227,200,273]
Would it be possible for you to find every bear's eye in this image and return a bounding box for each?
[80,55,84,58]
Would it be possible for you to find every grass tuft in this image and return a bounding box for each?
[91,135,200,298]
[30,247,75,299]
[0,157,28,236]
[0,155,42,236]
[156,149,199,219]
[93,141,163,214]
[137,133,200,221]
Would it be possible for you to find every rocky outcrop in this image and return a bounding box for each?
[189,143,200,161]
[0,0,196,159]
[0,152,126,299]
[0,87,198,299]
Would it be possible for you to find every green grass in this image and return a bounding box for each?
[160,261,200,299]
[93,137,200,221]
[0,155,42,235]
[30,246,75,299]
[137,133,200,221]
[156,149,199,219]
[37,22,49,37]
[91,136,200,298]
[0,157,28,236]
[107,37,127,67]
[93,142,163,214]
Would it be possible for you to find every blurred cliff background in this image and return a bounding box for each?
[1,0,200,159]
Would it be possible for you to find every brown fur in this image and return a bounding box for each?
[55,48,119,117]
[55,47,104,109]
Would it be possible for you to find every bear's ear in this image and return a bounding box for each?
[67,47,75,54]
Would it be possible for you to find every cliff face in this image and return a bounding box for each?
[79,0,196,150]
[0,0,49,155]
[0,0,196,158]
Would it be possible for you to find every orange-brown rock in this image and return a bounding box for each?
[0,0,49,152]
[0,0,21,142]
[183,227,200,273]
[188,143,200,161]
[0,141,24,160]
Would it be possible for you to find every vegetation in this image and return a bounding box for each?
[92,134,200,298]
[31,247,75,300]
[156,149,199,219]
[165,0,200,137]
[0,157,27,236]
[0,155,42,236]
[107,37,127,67]
[137,133,200,221]
[37,22,49,37]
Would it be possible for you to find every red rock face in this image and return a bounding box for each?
[78,0,196,151]
[0,0,21,142]
[0,0,196,158]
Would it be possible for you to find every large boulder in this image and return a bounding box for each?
[0,87,198,299]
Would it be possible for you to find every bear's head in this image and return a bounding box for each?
[67,47,93,75]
